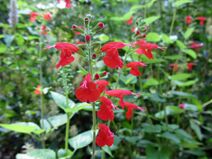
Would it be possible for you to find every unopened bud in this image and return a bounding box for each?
[98,22,104,29]
[94,73,100,80]
[85,34,91,42]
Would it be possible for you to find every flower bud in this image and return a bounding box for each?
[103,71,107,76]
[85,35,91,42]
[72,24,77,30]
[84,17,90,25]
[179,103,185,109]
[98,22,104,29]
[94,73,100,80]
[92,54,96,59]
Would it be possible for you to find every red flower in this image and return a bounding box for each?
[196,16,206,26]
[49,42,79,69]
[65,0,71,8]
[135,40,159,59]
[122,101,144,120]
[95,80,109,94]
[106,89,132,108]
[101,42,126,69]
[126,16,133,25]
[189,41,203,50]
[29,12,39,22]
[96,124,114,147]
[169,63,179,72]
[185,16,192,25]
[40,25,48,35]
[43,12,52,21]
[85,35,91,42]
[126,62,146,76]
[75,74,101,102]
[97,97,115,121]
[179,103,185,109]
[187,62,195,71]
[34,85,42,95]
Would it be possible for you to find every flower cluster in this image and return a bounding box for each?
[185,15,207,26]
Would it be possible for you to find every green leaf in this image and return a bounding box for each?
[173,79,198,87]
[176,40,187,50]
[51,91,75,114]
[41,114,68,131]
[146,32,161,42]
[57,149,74,159]
[102,146,113,157]
[142,124,162,133]
[182,49,197,59]
[143,16,160,25]
[190,120,203,140]
[155,106,183,119]
[144,78,159,88]
[69,130,96,150]
[0,44,7,53]
[161,132,180,144]
[170,73,193,81]
[161,34,173,44]
[174,0,193,8]
[0,122,43,135]
[183,27,194,40]
[15,34,25,46]
[111,11,134,21]
[4,35,14,47]
[16,149,56,159]
[98,34,109,42]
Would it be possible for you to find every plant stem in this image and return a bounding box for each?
[39,36,45,148]
[169,9,177,35]
[65,113,70,151]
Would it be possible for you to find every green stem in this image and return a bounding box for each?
[65,114,70,151]
[39,36,45,148]
[169,9,177,35]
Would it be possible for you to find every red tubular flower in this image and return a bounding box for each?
[169,63,179,72]
[196,16,206,26]
[34,85,42,95]
[189,41,203,50]
[94,73,100,80]
[29,12,39,22]
[106,89,132,108]
[179,103,185,109]
[185,16,192,25]
[65,0,71,8]
[96,123,114,147]
[76,74,101,102]
[49,42,79,69]
[126,16,133,25]
[97,97,115,121]
[43,12,52,21]
[40,25,48,35]
[121,101,144,120]
[126,62,146,76]
[101,42,126,69]
[187,62,195,71]
[95,80,109,94]
[135,40,159,59]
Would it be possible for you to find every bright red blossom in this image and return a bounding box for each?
[187,62,195,71]
[126,62,146,76]
[29,12,39,22]
[135,40,159,59]
[40,25,48,35]
[126,16,133,25]
[106,89,132,108]
[196,16,206,26]
[49,42,79,69]
[65,0,71,8]
[185,16,192,25]
[98,22,104,29]
[34,85,42,95]
[43,12,52,21]
[121,101,144,120]
[95,80,109,94]
[179,103,185,109]
[101,42,126,69]
[75,74,101,102]
[97,97,115,121]
[189,41,203,50]
[96,123,114,147]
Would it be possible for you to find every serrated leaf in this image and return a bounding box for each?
[146,32,161,42]
[51,91,75,114]
[0,122,43,135]
[182,49,197,59]
[143,16,160,25]
[183,27,194,40]
[16,149,56,159]
[69,130,96,150]
[174,0,193,8]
